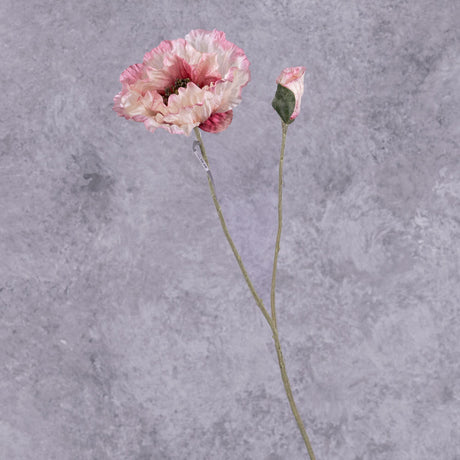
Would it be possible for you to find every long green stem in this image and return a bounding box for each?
[193,126,316,460]
[270,121,288,328]
[269,121,317,460]
[272,327,317,460]
[193,127,273,328]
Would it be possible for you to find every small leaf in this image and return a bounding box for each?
[271,84,296,124]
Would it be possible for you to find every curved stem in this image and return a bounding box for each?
[269,121,317,460]
[193,126,316,460]
[270,121,288,327]
[271,326,317,460]
[193,127,273,328]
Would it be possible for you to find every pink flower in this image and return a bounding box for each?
[113,29,250,136]
[275,66,306,121]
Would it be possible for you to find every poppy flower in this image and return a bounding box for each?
[113,29,250,135]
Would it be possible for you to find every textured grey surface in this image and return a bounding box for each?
[1,1,460,459]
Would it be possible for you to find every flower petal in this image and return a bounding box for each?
[143,38,187,69]
[189,53,222,87]
[185,29,250,78]
[199,110,233,133]
[160,83,216,135]
[209,67,251,112]
[120,63,145,86]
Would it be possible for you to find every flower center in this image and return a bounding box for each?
[162,78,191,105]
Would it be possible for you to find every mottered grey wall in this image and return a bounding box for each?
[1,1,459,459]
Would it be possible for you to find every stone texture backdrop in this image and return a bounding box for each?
[1,1,459,459]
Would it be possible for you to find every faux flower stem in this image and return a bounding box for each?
[270,121,288,328]
[272,327,317,460]
[193,127,273,328]
[270,121,317,460]
[193,126,316,460]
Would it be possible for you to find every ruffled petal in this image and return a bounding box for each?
[185,29,250,79]
[189,53,222,87]
[142,55,193,93]
[120,63,145,86]
[184,29,229,54]
[199,110,233,133]
[143,38,187,69]
[161,83,216,135]
[113,90,146,120]
[209,67,251,112]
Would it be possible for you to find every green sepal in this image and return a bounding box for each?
[271,84,296,124]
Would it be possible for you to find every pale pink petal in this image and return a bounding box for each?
[162,83,215,135]
[164,82,208,113]
[143,54,197,92]
[184,29,228,53]
[163,54,193,80]
[144,117,186,135]
[143,90,168,115]
[189,53,221,87]
[143,39,187,69]
[113,63,147,118]
[120,63,145,86]
[209,67,251,112]
[113,90,146,120]
[113,93,125,117]
[185,29,250,79]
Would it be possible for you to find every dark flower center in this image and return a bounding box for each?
[162,78,191,105]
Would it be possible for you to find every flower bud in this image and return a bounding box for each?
[272,66,305,124]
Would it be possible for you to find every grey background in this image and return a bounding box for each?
[1,0,459,459]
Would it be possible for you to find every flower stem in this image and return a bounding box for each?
[193,127,273,328]
[272,326,317,460]
[269,121,317,460]
[193,126,316,460]
[270,121,288,328]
